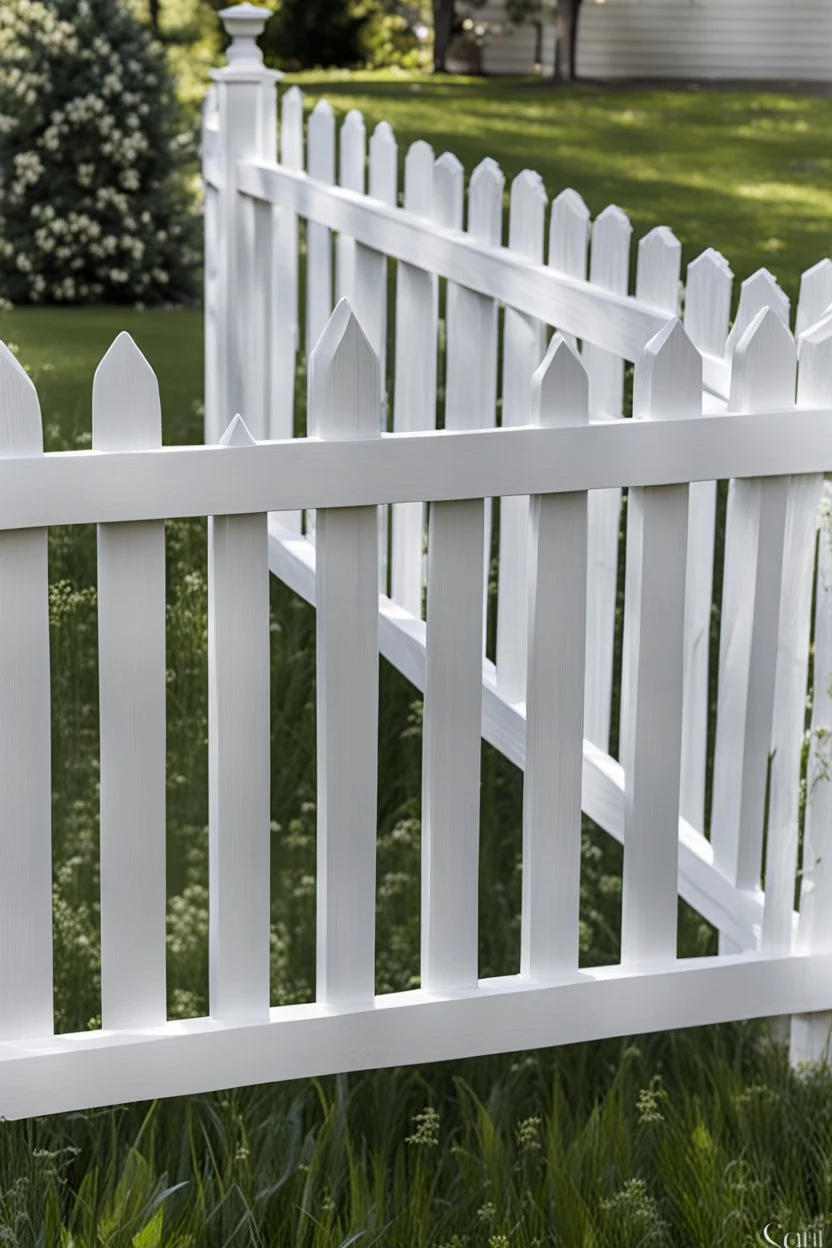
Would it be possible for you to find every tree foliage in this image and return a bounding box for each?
[0,0,200,306]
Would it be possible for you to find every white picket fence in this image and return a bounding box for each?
[3,5,832,1122]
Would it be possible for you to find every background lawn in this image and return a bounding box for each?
[1,75,832,1247]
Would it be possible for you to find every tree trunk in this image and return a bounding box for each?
[433,0,455,73]
[554,0,582,82]
[148,0,161,33]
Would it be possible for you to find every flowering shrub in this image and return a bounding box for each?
[0,0,200,305]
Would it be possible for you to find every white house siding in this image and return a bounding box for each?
[477,0,832,81]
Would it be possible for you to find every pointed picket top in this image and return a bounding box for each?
[404,140,435,216]
[508,169,547,261]
[635,226,682,313]
[532,333,589,428]
[729,306,796,412]
[548,188,590,278]
[280,86,304,170]
[308,299,381,441]
[589,205,632,290]
[797,258,832,338]
[0,341,42,457]
[684,247,734,356]
[798,311,832,406]
[92,332,161,452]
[339,109,366,194]
[369,121,397,206]
[434,151,464,231]
[468,157,504,245]
[219,413,257,447]
[634,317,702,421]
[726,267,790,358]
[307,98,335,181]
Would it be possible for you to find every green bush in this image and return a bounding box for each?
[262,0,428,71]
[0,0,200,306]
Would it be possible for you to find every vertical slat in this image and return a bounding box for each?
[710,309,797,913]
[422,499,485,992]
[619,229,682,764]
[306,99,335,356]
[681,249,733,834]
[312,301,380,1005]
[271,86,303,486]
[445,157,503,649]
[248,197,273,442]
[0,343,52,1042]
[582,204,632,750]
[620,320,700,965]
[336,109,366,305]
[391,141,437,618]
[204,178,221,444]
[547,188,590,351]
[521,336,589,980]
[763,319,832,960]
[367,121,398,594]
[725,268,790,358]
[94,335,167,1031]
[796,258,832,338]
[495,170,547,703]
[208,415,271,1021]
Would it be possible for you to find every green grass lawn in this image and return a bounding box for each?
[1,76,832,1246]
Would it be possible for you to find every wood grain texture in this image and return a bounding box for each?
[94,334,167,1031]
[620,319,699,965]
[0,342,52,1042]
[311,302,381,1005]
[496,170,547,704]
[522,336,588,979]
[209,414,271,1021]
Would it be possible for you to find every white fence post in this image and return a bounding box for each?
[208,415,271,1021]
[620,319,700,965]
[202,85,221,444]
[710,309,797,952]
[211,4,280,442]
[0,344,52,1043]
[94,334,168,1030]
[547,188,590,352]
[312,302,381,1006]
[521,336,589,980]
[796,258,832,338]
[496,170,547,704]
[306,100,336,358]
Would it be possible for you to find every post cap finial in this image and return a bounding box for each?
[218,4,273,68]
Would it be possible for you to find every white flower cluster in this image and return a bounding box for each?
[0,0,199,306]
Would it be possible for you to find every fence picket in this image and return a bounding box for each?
[422,498,485,991]
[306,100,336,357]
[496,170,547,703]
[711,309,797,920]
[796,257,832,339]
[312,302,381,1005]
[208,415,271,1020]
[547,188,590,351]
[763,319,832,960]
[582,204,632,751]
[272,86,303,477]
[725,268,790,358]
[391,141,437,618]
[680,249,733,835]
[521,336,589,980]
[444,156,502,649]
[0,343,52,1042]
[619,229,682,768]
[94,334,167,1030]
[621,320,700,965]
[336,110,366,305]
